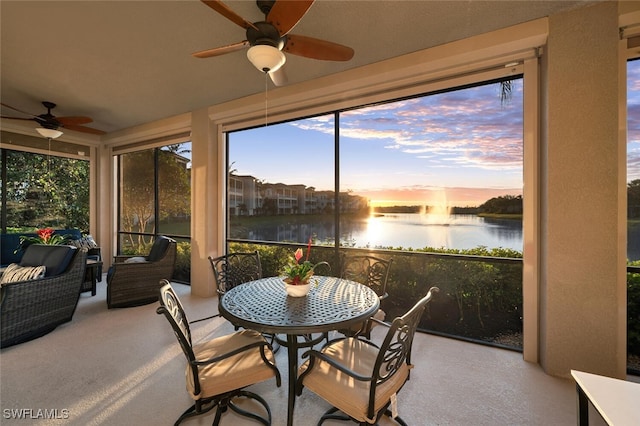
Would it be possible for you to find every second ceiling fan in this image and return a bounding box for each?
[193,0,354,86]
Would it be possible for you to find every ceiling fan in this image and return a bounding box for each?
[0,101,106,137]
[193,0,354,86]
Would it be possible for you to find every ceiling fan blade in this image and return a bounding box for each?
[269,67,288,86]
[0,115,37,122]
[284,34,354,61]
[0,102,38,118]
[62,124,106,135]
[57,116,93,125]
[267,0,314,36]
[193,40,250,58]
[201,0,258,30]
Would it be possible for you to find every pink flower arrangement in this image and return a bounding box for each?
[281,238,329,285]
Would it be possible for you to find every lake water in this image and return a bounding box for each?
[245,213,640,259]
[348,213,523,251]
[246,213,524,252]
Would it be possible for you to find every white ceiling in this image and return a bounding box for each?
[1,0,593,135]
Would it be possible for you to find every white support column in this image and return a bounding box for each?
[540,1,625,378]
[190,108,217,297]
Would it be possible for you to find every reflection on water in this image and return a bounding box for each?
[246,213,523,251]
[357,213,522,250]
[628,222,640,261]
[242,216,640,258]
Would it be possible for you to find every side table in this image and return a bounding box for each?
[571,369,640,425]
[82,259,103,296]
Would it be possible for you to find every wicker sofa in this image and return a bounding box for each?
[0,244,87,348]
[106,236,177,308]
[0,229,83,267]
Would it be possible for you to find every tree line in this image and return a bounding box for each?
[374,194,523,216]
[629,180,640,218]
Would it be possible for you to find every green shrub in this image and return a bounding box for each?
[627,261,640,355]
[174,241,191,282]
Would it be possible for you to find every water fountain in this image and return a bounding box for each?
[422,191,453,226]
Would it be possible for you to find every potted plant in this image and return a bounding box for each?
[281,238,328,297]
[14,228,72,254]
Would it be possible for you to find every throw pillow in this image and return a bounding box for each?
[0,263,46,284]
[70,235,98,249]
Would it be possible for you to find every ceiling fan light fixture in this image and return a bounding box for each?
[36,127,63,139]
[247,45,286,73]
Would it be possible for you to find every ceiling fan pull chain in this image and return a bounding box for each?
[264,71,269,127]
[47,137,52,193]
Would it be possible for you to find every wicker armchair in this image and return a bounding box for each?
[107,236,177,308]
[1,245,87,348]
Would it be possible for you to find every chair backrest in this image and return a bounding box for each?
[156,280,201,393]
[147,236,175,262]
[20,244,78,277]
[208,251,262,295]
[372,286,439,391]
[341,255,392,299]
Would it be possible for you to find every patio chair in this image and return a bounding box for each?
[197,251,263,323]
[106,236,176,308]
[203,251,280,351]
[210,251,263,302]
[297,286,439,425]
[156,280,281,425]
[338,254,393,339]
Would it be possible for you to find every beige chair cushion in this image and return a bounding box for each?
[186,329,277,400]
[299,337,409,424]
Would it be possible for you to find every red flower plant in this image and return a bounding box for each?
[281,237,329,285]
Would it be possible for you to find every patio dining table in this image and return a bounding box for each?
[219,275,380,426]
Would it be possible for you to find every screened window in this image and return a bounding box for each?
[227,116,335,243]
[628,58,640,260]
[1,146,89,233]
[117,141,191,282]
[626,57,640,374]
[227,77,523,252]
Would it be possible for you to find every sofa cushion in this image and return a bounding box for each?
[147,237,171,262]
[20,245,77,277]
[0,263,46,284]
[124,256,147,263]
[1,229,84,267]
[69,236,96,249]
[69,235,98,249]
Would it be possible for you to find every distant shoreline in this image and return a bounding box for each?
[477,213,523,220]
[372,205,522,220]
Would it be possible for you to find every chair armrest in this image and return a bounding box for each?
[192,339,270,366]
[301,346,374,382]
[113,255,145,263]
[87,247,101,258]
[369,317,389,328]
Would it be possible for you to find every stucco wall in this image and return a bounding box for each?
[541,1,626,378]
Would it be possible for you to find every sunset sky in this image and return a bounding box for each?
[230,58,640,207]
[220,60,640,208]
[229,77,523,208]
